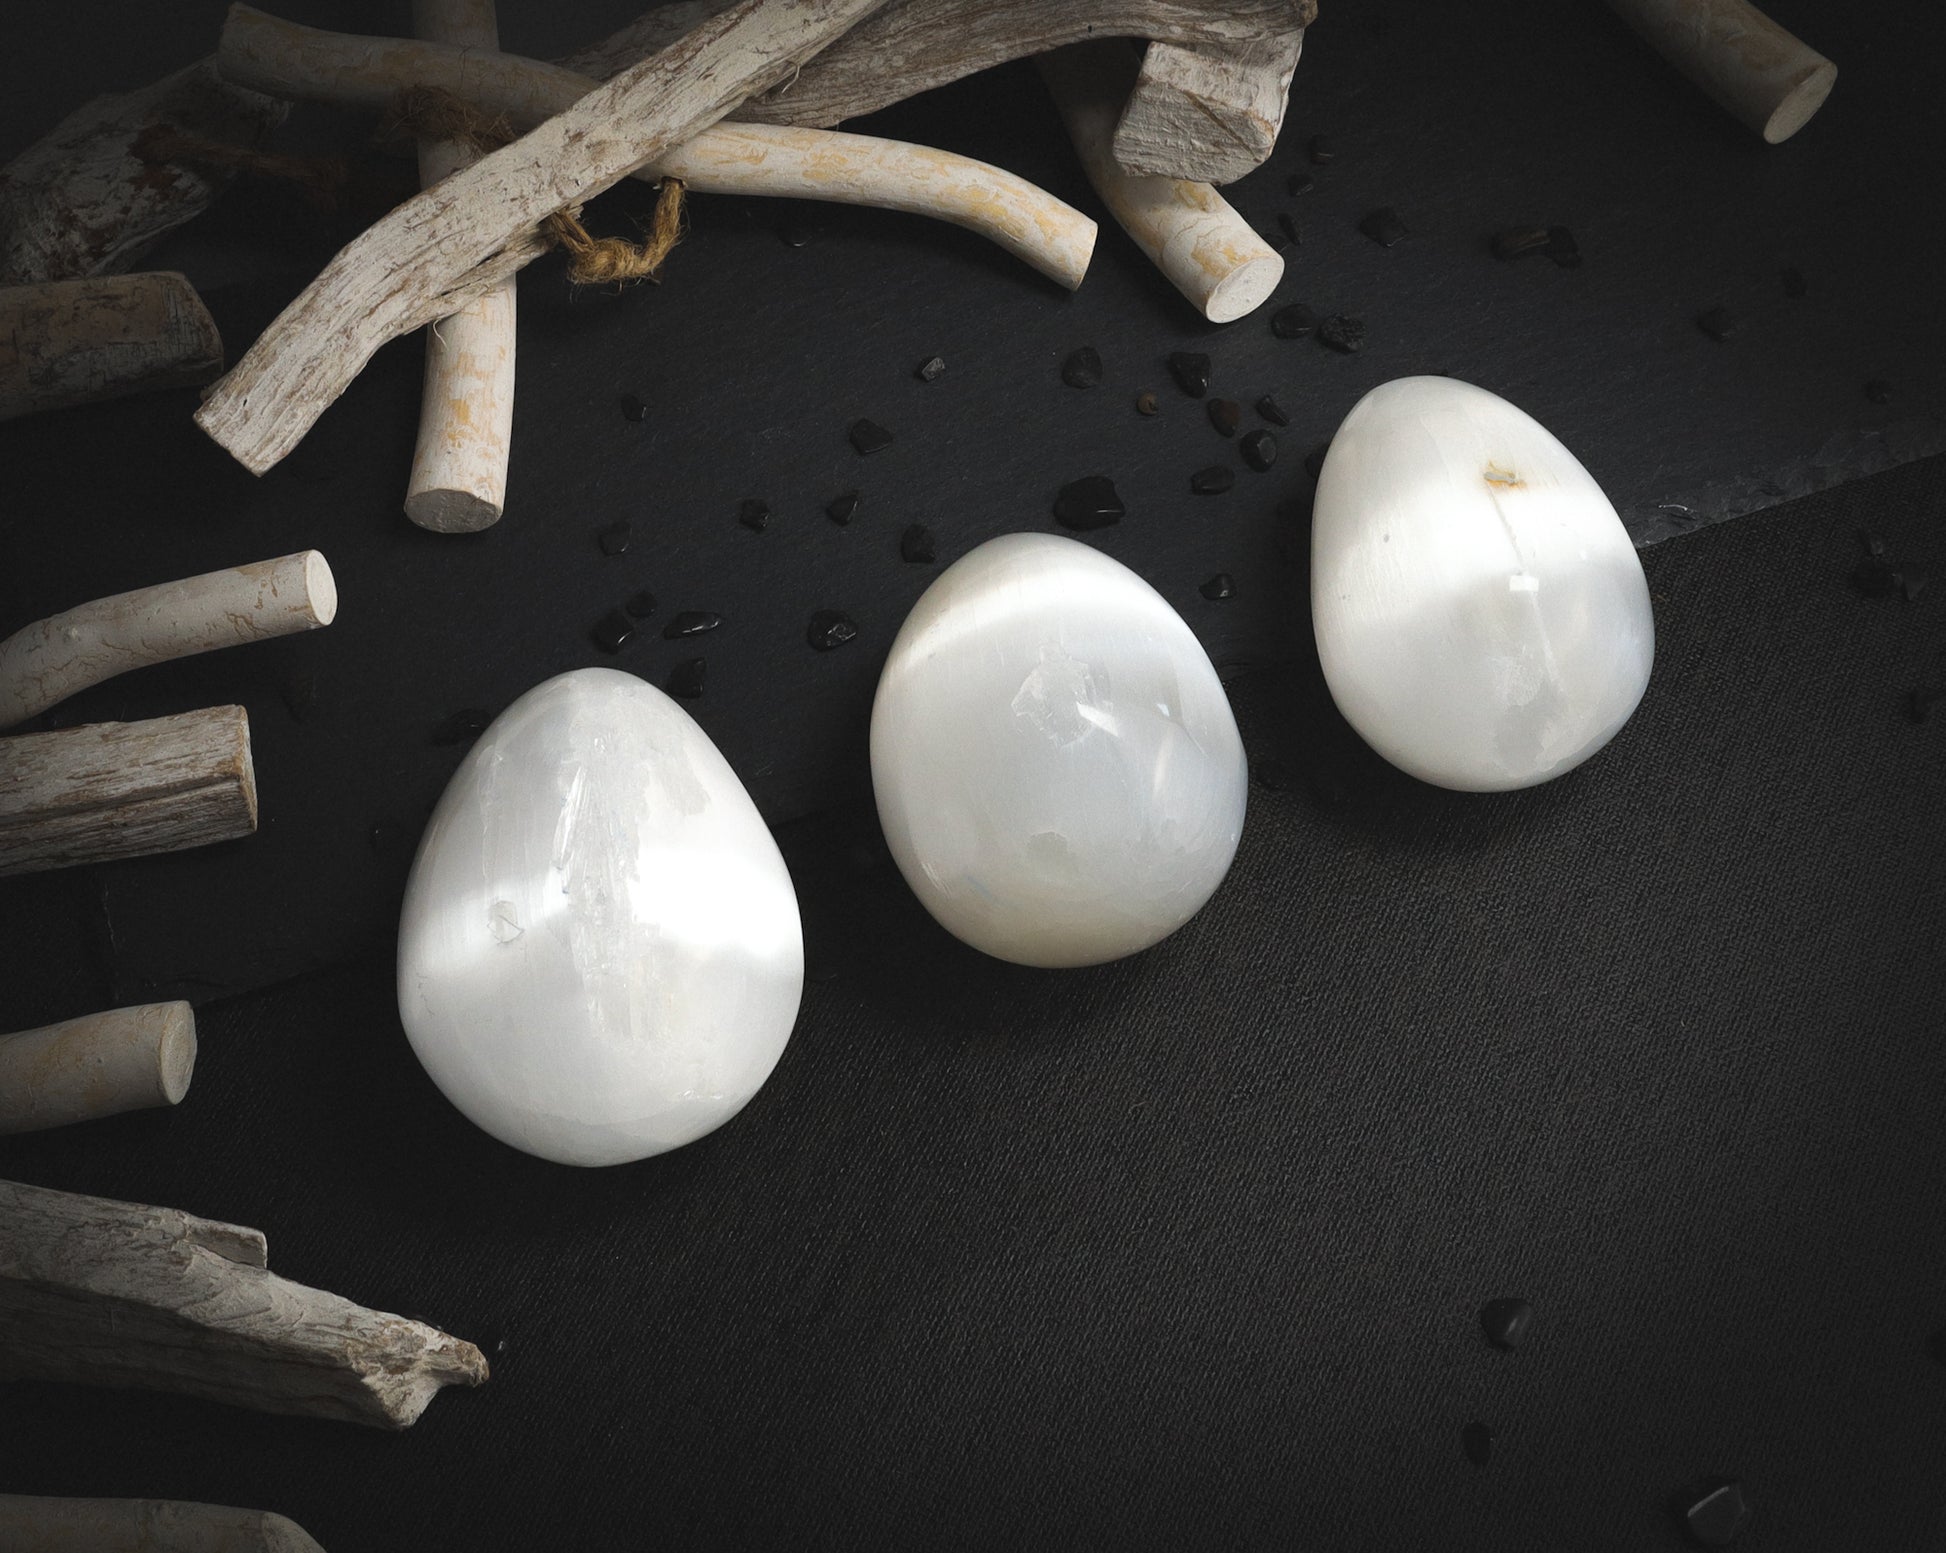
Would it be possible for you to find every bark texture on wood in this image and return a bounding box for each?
[197,0,899,475]
[0,273,223,421]
[1111,23,1306,183]
[0,1495,327,1553]
[0,1001,196,1136]
[0,706,257,877]
[0,59,289,287]
[1602,0,1835,142]
[0,1179,488,1430]
[0,551,336,731]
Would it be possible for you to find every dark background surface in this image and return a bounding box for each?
[3,2,1945,1550]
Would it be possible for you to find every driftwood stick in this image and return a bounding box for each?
[0,1496,327,1553]
[0,274,223,421]
[196,0,900,475]
[0,1002,196,1136]
[0,1179,487,1429]
[0,551,336,731]
[217,8,1095,290]
[0,706,257,877]
[1601,0,1835,142]
[1038,42,1283,323]
[0,59,288,287]
[406,0,518,535]
[1112,23,1307,183]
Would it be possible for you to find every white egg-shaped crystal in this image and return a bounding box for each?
[871,532,1246,968]
[1311,377,1654,791]
[397,668,802,1166]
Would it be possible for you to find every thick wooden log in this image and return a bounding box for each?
[196,0,901,475]
[0,1496,327,1553]
[0,274,223,421]
[217,8,1095,291]
[1602,0,1835,143]
[0,1002,196,1136]
[0,1179,488,1429]
[0,706,257,877]
[0,59,288,287]
[1039,42,1283,323]
[1111,22,1307,183]
[0,551,336,730]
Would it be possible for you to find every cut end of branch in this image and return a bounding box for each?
[155,1002,198,1106]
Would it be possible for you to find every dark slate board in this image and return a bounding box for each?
[2,0,1941,1003]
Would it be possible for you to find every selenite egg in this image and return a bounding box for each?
[871,532,1247,968]
[397,668,802,1166]
[1311,377,1654,791]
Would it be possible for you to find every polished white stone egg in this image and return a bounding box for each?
[397,668,802,1166]
[871,532,1247,968]
[1311,377,1654,791]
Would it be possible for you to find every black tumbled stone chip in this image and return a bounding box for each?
[900,524,937,563]
[591,610,635,653]
[1480,1297,1532,1351]
[1287,172,1314,197]
[1207,398,1241,437]
[1251,757,1291,791]
[1359,206,1410,246]
[1271,303,1317,339]
[668,658,706,699]
[664,611,722,639]
[1257,394,1289,426]
[738,498,770,532]
[1304,444,1330,479]
[777,221,814,248]
[1319,315,1365,352]
[1136,390,1160,416]
[1682,1480,1751,1547]
[849,418,894,455]
[1902,566,1929,602]
[1867,378,1894,404]
[1461,1422,1493,1468]
[1241,429,1278,471]
[1191,466,1235,495]
[1851,556,1902,599]
[1309,134,1336,165]
[624,590,658,620]
[1544,226,1582,267]
[1859,529,1886,556]
[915,355,946,382]
[1493,226,1552,261]
[1783,264,1808,298]
[620,393,647,423]
[808,610,858,650]
[431,707,490,745]
[598,520,632,556]
[1054,475,1125,530]
[826,490,860,526]
[1696,307,1740,342]
[282,672,318,721]
[1278,212,1302,247]
[1200,573,1235,601]
[1168,351,1211,398]
[1061,346,1103,388]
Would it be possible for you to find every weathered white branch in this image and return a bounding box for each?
[0,274,223,421]
[196,0,900,475]
[406,0,517,534]
[0,551,336,730]
[0,59,288,287]
[1039,42,1283,323]
[1602,0,1835,142]
[0,1179,488,1429]
[0,1002,196,1136]
[1111,23,1306,183]
[216,8,1095,291]
[0,1496,327,1553]
[0,706,257,877]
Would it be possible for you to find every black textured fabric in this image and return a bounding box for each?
[4,459,1943,1550]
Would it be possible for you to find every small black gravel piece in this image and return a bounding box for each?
[1286,172,1314,197]
[1168,351,1211,398]
[1903,566,1929,602]
[624,590,658,620]
[1358,206,1410,247]
[1191,466,1235,495]
[1200,573,1235,601]
[431,707,490,746]
[664,611,722,639]
[808,610,858,650]
[1851,556,1903,599]
[777,221,815,248]
[1278,212,1301,247]
[1681,1480,1751,1547]
[620,393,647,423]
[1053,475,1125,531]
[849,418,894,455]
[1256,394,1289,426]
[1461,1422,1493,1468]
[591,610,635,654]
[1543,226,1582,267]
[1271,302,1316,339]
[598,520,632,556]
[1866,378,1894,404]
[1241,428,1278,471]
[1782,264,1808,298]
[1304,444,1330,480]
[1207,398,1241,437]
[667,658,706,699]
[738,498,770,532]
[282,672,317,722]
[1135,390,1160,416]
[825,490,859,526]
[900,524,937,563]
[1480,1297,1532,1351]
[915,355,946,383]
[1859,529,1887,556]
[1251,757,1291,791]
[1493,226,1552,261]
[1308,134,1336,165]
[1319,315,1365,353]
[1061,346,1103,388]
[1696,307,1740,342]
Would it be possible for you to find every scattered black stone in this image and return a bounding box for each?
[826,490,860,526]
[620,393,647,423]
[1191,466,1235,495]
[431,707,491,746]
[1251,757,1291,791]
[1241,428,1278,471]
[915,355,946,383]
[1200,573,1235,601]
[1903,566,1930,602]
[849,418,894,455]
[1061,346,1103,389]
[624,590,658,620]
[598,520,632,556]
[1286,172,1314,197]
[1308,134,1336,165]
[1278,212,1302,247]
[1304,444,1330,480]
[900,524,937,563]
[1257,394,1289,426]
[777,221,815,248]
[1271,302,1316,339]
[1493,225,1579,267]
[1866,378,1894,404]
[1054,474,1125,530]
[1480,1297,1532,1351]
[281,672,317,722]
[1168,351,1211,397]
[664,611,722,639]
[1782,264,1808,298]
[738,498,770,532]
[1909,688,1945,725]
[1859,529,1887,557]
[1851,556,1905,599]
[591,610,635,653]
[1681,1480,1751,1547]
[1269,230,1293,254]
[1696,307,1740,342]
[668,658,707,699]
[1358,206,1410,247]
[807,610,858,650]
[1319,315,1365,353]
[1136,390,1160,416]
[1461,1422,1493,1468]
[1543,226,1583,267]
[1207,398,1241,437]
